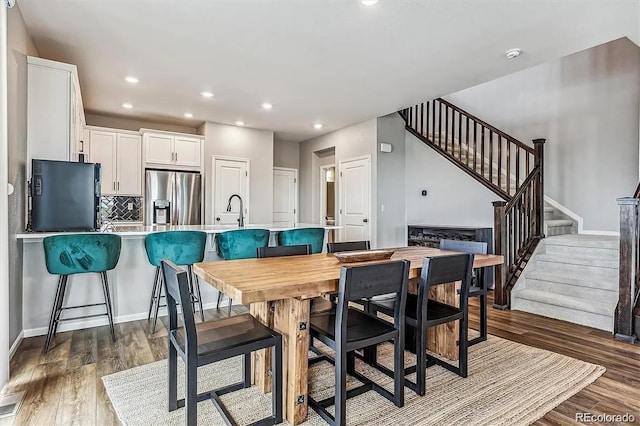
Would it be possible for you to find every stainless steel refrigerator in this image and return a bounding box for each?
[144,170,202,225]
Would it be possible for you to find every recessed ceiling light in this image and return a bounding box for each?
[261,102,273,110]
[184,112,194,118]
[361,0,379,5]
[505,48,522,59]
[314,123,323,129]
[125,76,139,84]
[200,91,214,98]
[122,103,133,109]
[235,121,245,126]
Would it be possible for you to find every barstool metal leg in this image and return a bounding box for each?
[148,267,160,320]
[189,266,205,322]
[44,275,65,353]
[216,292,223,309]
[227,297,232,317]
[52,274,69,337]
[150,270,164,333]
[100,271,117,341]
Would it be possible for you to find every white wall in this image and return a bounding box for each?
[273,139,299,169]
[405,132,497,228]
[444,37,640,232]
[7,4,38,350]
[376,113,407,248]
[298,119,377,245]
[200,122,274,224]
[85,113,198,134]
[1,1,10,391]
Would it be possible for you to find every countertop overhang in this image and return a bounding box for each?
[17,223,341,240]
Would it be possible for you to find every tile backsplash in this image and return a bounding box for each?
[100,196,143,222]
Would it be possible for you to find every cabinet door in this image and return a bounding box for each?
[145,133,174,165]
[173,136,201,167]
[116,134,142,195]
[89,130,117,195]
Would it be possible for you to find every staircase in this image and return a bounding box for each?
[511,235,619,331]
[399,98,545,308]
[544,204,577,236]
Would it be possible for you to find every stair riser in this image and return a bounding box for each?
[524,278,618,303]
[511,297,613,331]
[545,225,574,236]
[533,260,618,280]
[544,244,619,259]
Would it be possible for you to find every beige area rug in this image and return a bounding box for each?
[102,335,605,426]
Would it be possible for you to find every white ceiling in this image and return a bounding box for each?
[17,0,639,142]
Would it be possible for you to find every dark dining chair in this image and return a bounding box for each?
[440,239,489,345]
[257,244,311,258]
[161,260,283,425]
[369,253,474,396]
[308,260,410,426]
[326,240,370,253]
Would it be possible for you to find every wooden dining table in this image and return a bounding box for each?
[193,246,504,426]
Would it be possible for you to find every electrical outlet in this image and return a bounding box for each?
[127,202,134,211]
[381,204,385,212]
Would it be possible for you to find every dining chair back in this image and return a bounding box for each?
[439,239,488,345]
[308,260,410,426]
[161,260,283,426]
[326,240,370,253]
[257,244,311,258]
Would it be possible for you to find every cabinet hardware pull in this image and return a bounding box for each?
[117,182,120,191]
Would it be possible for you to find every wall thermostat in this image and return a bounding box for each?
[421,189,428,196]
[380,143,393,153]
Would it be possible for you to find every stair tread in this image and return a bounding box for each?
[536,253,618,268]
[525,270,618,291]
[544,234,619,248]
[512,288,615,316]
[545,219,575,227]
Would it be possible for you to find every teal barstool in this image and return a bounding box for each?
[43,234,122,353]
[215,229,270,315]
[278,227,325,254]
[145,231,207,333]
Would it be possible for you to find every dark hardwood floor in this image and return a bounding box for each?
[1,294,639,425]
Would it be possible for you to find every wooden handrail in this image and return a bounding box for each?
[505,167,540,211]
[437,98,535,155]
[615,197,639,343]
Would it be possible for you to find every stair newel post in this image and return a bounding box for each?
[615,197,639,343]
[533,139,545,238]
[493,201,509,309]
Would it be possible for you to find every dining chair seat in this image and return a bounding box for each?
[311,309,396,346]
[372,295,465,327]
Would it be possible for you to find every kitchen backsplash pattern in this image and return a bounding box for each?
[100,196,143,222]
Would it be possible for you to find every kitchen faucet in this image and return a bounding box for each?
[226,194,244,228]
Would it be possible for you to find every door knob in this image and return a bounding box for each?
[363,218,368,223]
[216,217,221,221]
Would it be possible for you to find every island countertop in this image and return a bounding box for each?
[16,223,341,240]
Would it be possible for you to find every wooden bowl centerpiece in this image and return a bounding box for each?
[333,249,395,263]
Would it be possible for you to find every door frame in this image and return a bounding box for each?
[338,155,372,242]
[0,3,9,389]
[319,163,336,227]
[273,167,299,226]
[211,155,251,225]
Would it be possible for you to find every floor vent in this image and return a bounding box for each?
[0,391,25,418]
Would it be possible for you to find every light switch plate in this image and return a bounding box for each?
[128,202,134,211]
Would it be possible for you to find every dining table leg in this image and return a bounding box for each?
[273,297,311,426]
[250,301,273,393]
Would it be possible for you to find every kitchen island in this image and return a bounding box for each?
[16,223,340,338]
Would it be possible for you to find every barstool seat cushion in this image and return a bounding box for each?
[277,228,325,254]
[144,231,207,267]
[43,234,122,275]
[215,229,270,260]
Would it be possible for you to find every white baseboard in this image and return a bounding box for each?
[22,301,230,338]
[580,230,620,236]
[8,332,24,360]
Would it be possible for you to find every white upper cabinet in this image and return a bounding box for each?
[88,128,142,196]
[142,130,203,170]
[27,56,86,176]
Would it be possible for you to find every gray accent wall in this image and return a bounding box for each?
[199,122,275,225]
[443,37,640,232]
[7,5,38,346]
[273,140,300,169]
[376,113,407,248]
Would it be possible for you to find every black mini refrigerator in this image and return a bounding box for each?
[30,159,101,232]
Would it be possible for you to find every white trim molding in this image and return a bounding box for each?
[544,195,619,236]
[9,331,23,361]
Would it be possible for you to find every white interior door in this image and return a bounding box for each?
[339,157,371,242]
[213,157,249,225]
[273,168,297,227]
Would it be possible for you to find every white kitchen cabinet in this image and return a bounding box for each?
[88,128,142,196]
[142,130,203,170]
[27,56,86,176]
